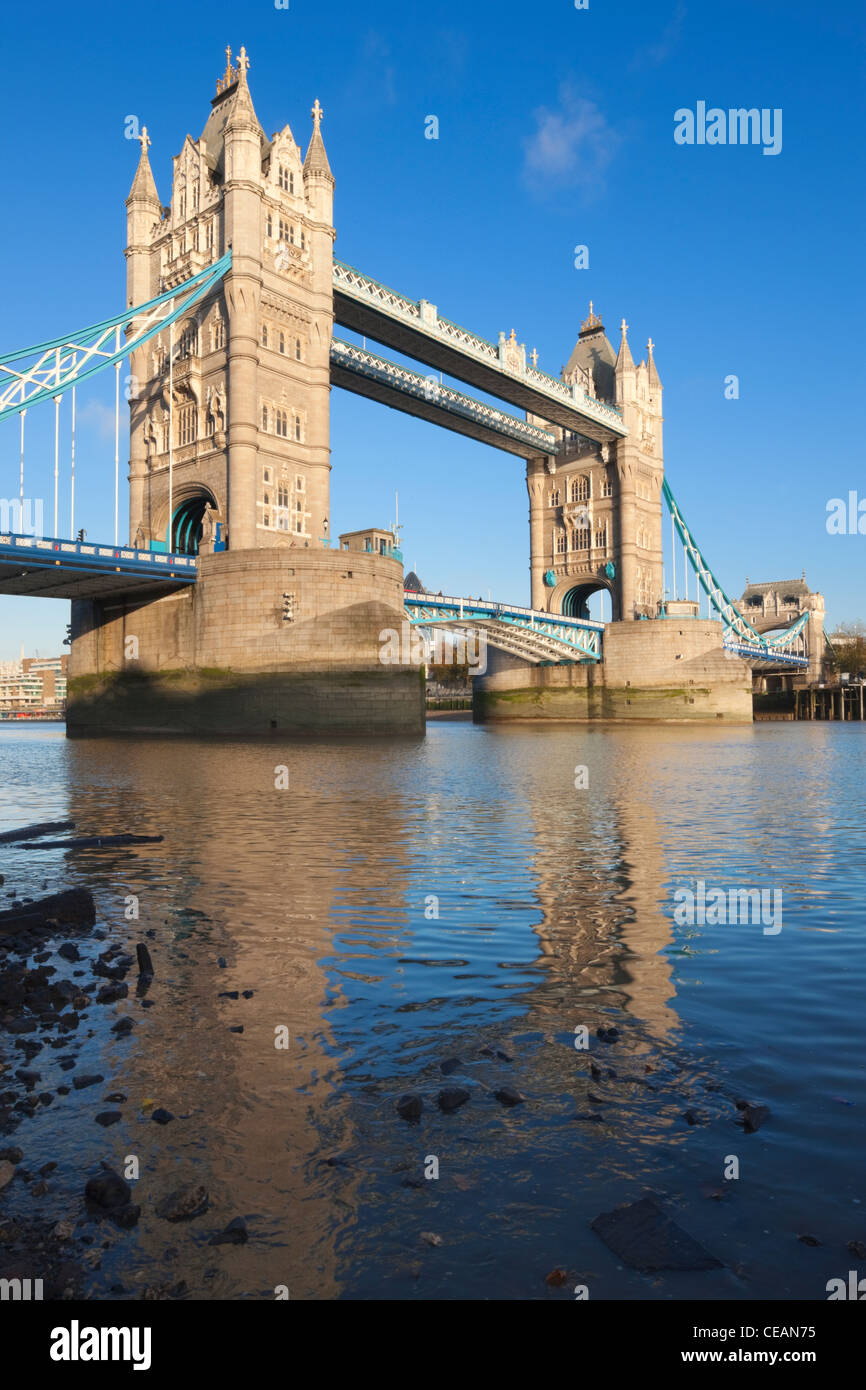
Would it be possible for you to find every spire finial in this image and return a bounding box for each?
[312,99,324,128]
[647,337,655,354]
[581,302,603,332]
[237,46,250,81]
[621,318,629,337]
[216,45,238,95]
[530,347,538,368]
[138,126,151,155]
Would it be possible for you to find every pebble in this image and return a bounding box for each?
[396,1093,423,1121]
[94,1112,122,1127]
[437,1088,470,1112]
[209,1216,248,1246]
[155,1184,209,1222]
[494,1087,524,1107]
[439,1057,461,1075]
[151,1108,174,1125]
[72,1074,104,1090]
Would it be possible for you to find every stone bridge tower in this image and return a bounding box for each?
[526,307,664,622]
[126,46,334,556]
[68,46,422,738]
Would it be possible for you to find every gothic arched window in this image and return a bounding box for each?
[295,339,302,360]
[279,331,286,354]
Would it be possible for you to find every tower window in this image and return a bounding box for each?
[289,225,295,245]
[212,317,225,350]
[576,527,590,550]
[261,324,269,348]
[556,531,567,554]
[261,404,269,430]
[294,415,302,441]
[278,482,290,508]
[300,228,306,250]
[295,339,301,360]
[295,474,305,491]
[275,409,288,438]
[574,475,590,503]
[550,489,560,507]
[205,220,214,250]
[601,470,613,498]
[266,212,273,238]
[279,217,288,242]
[279,165,289,191]
[594,525,607,550]
[290,171,295,194]
[178,403,196,447]
[279,331,286,354]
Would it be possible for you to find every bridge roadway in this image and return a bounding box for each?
[0,532,196,600]
[332,261,627,445]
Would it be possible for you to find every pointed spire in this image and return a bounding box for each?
[127,126,159,205]
[304,98,334,182]
[615,318,634,373]
[646,336,661,387]
[225,45,261,133]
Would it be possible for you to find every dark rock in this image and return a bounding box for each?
[587,1092,605,1105]
[56,1085,71,1096]
[94,1112,122,1127]
[217,956,227,968]
[111,1018,134,1035]
[85,1167,132,1210]
[683,1109,708,1126]
[218,991,239,1000]
[103,1092,127,1104]
[0,886,94,931]
[437,1088,470,1113]
[798,1234,820,1246]
[396,1093,423,1121]
[574,1112,604,1123]
[0,820,75,844]
[0,1146,23,1163]
[151,1108,174,1125]
[96,983,128,1005]
[58,943,80,962]
[737,1103,771,1133]
[847,1240,866,1259]
[596,1026,619,1044]
[591,1196,723,1272]
[401,1177,424,1188]
[114,1204,141,1229]
[38,1092,53,1106]
[439,1057,461,1075]
[136,943,154,977]
[140,999,156,1009]
[72,1074,104,1091]
[494,1087,524,1107]
[155,1184,209,1222]
[15,1069,41,1086]
[228,1025,243,1034]
[210,1217,248,1246]
[39,1162,57,1175]
[242,990,254,999]
[496,1049,513,1063]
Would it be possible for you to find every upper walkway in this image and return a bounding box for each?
[333,260,627,445]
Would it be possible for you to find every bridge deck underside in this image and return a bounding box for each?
[0,537,197,601]
[333,292,624,444]
[330,354,557,457]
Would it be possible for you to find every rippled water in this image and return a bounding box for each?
[1,717,864,1300]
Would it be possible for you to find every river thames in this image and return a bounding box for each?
[1,718,864,1300]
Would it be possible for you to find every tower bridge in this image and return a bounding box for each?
[0,44,822,734]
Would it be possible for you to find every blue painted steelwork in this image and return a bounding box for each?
[0,528,197,591]
[663,477,809,668]
[0,253,232,424]
[404,591,603,662]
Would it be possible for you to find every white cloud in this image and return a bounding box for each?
[522,88,620,197]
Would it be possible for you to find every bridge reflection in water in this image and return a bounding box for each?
[2,715,858,1299]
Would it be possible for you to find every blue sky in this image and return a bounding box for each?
[1,0,864,658]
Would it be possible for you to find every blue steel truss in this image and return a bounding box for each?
[663,478,809,667]
[404,592,603,662]
[0,253,232,424]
